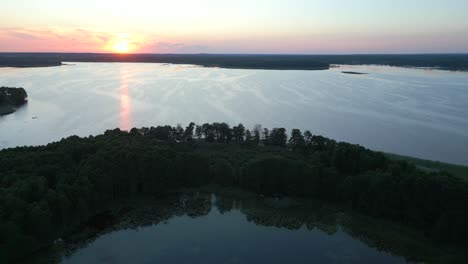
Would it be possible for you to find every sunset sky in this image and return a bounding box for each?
[1,0,467,54]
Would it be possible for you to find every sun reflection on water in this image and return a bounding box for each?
[119,70,132,131]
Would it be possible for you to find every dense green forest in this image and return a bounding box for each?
[0,87,28,115]
[1,122,467,262]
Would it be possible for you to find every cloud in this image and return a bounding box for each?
[0,27,111,52]
[0,27,209,54]
[140,41,210,54]
[1,26,468,54]
[6,30,39,40]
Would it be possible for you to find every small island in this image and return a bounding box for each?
[0,86,28,115]
[341,71,367,75]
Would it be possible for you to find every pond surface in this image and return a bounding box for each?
[1,63,468,165]
[55,192,408,264]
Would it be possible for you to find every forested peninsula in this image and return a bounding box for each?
[1,122,467,262]
[0,55,62,68]
[0,87,28,115]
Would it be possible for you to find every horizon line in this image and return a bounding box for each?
[1,52,468,56]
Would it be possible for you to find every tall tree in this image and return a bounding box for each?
[304,130,313,146]
[173,125,185,141]
[195,125,203,139]
[270,128,287,147]
[184,122,195,141]
[202,123,215,142]
[253,124,262,146]
[289,128,305,151]
[232,123,245,142]
[262,128,270,145]
[245,129,252,145]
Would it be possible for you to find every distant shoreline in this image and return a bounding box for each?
[2,53,468,71]
[0,64,63,68]
[0,53,330,70]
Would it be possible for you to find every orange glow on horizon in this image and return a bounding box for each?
[105,34,142,53]
[112,40,130,53]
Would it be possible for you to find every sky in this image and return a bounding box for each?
[0,0,467,54]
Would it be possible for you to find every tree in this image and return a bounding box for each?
[232,123,245,143]
[149,125,173,140]
[245,129,252,145]
[289,129,305,151]
[173,125,185,141]
[0,87,28,106]
[210,122,231,142]
[262,128,270,145]
[253,125,262,146]
[195,125,202,139]
[184,122,195,141]
[202,123,215,142]
[304,130,313,146]
[269,128,287,147]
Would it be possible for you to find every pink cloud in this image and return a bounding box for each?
[1,27,466,54]
[0,28,121,52]
[0,28,208,54]
[139,41,210,54]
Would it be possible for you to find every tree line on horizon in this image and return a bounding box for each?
[0,122,467,262]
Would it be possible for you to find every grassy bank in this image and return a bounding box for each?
[386,153,468,181]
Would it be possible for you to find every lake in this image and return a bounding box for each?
[33,190,418,264]
[1,63,468,165]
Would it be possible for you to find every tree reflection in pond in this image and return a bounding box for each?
[31,188,468,264]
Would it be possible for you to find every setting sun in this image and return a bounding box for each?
[112,40,130,53]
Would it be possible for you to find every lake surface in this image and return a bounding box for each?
[51,192,409,264]
[1,63,468,165]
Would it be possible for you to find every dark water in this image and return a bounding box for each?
[45,191,413,264]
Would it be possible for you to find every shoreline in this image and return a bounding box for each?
[2,53,468,71]
[3,61,468,72]
[0,104,16,115]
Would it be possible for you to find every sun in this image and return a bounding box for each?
[105,33,142,53]
[112,40,130,53]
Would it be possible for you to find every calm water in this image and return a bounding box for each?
[1,63,468,165]
[53,193,408,264]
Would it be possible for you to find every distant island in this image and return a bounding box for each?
[341,71,367,75]
[0,87,28,115]
[2,53,468,71]
[1,122,467,263]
